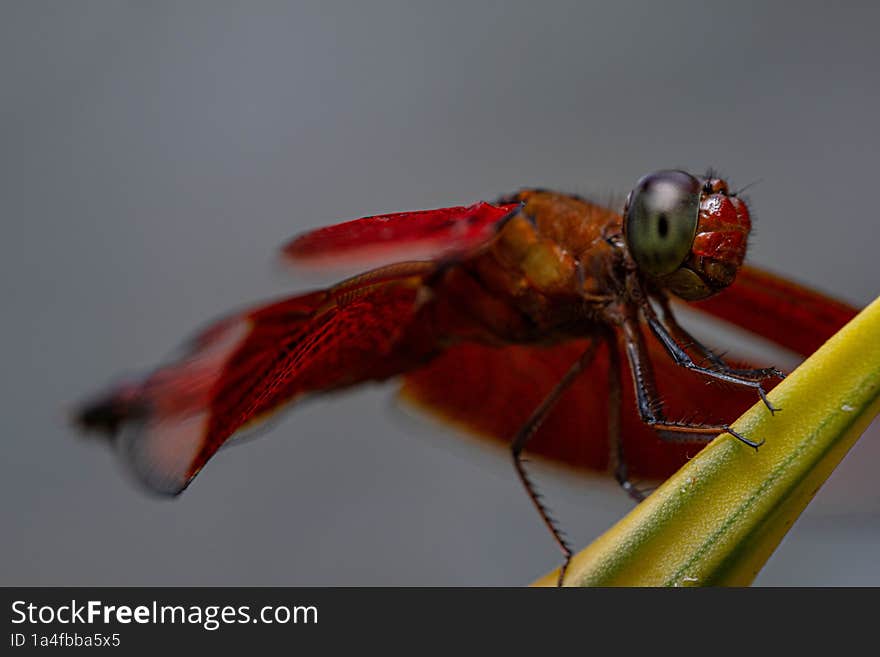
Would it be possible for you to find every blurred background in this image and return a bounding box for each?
[3,1,878,585]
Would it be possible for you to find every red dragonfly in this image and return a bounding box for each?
[75,170,858,582]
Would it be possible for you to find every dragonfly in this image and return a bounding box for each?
[75,169,858,583]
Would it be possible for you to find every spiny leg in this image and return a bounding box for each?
[644,299,782,414]
[657,296,785,382]
[511,339,601,587]
[621,314,765,450]
[605,331,649,503]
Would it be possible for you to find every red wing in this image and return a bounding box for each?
[76,264,434,496]
[401,333,764,481]
[282,201,520,267]
[687,264,859,357]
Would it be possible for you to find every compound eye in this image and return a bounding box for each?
[624,170,701,276]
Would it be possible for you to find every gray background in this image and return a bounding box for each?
[3,1,878,586]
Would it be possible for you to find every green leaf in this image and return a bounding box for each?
[533,295,880,587]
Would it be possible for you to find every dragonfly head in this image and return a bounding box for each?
[622,169,751,301]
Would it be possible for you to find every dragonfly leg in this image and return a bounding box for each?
[605,331,650,503]
[621,315,765,450]
[657,297,786,382]
[510,339,601,587]
[645,300,783,414]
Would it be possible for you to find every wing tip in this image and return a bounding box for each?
[71,385,199,498]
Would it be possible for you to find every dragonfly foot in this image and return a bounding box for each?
[725,425,764,451]
[757,386,781,415]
